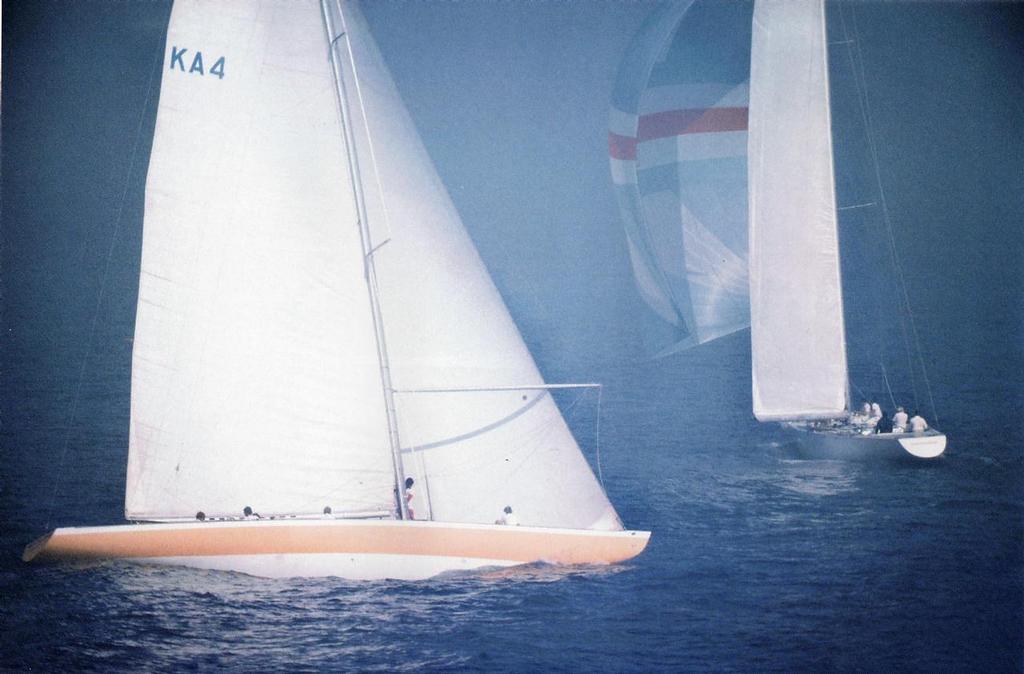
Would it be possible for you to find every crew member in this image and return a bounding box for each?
[893,406,909,431]
[875,410,893,434]
[404,477,416,520]
[497,506,519,526]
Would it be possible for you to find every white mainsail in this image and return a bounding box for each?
[127,1,396,519]
[128,0,621,531]
[747,0,848,421]
[327,1,622,530]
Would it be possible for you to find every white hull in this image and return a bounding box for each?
[24,518,650,580]
[782,423,947,460]
[133,553,522,580]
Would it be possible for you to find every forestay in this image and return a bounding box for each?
[610,1,753,355]
[127,0,396,519]
[747,0,849,421]
[328,1,622,531]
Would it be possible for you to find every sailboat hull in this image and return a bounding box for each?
[23,519,650,580]
[782,424,947,460]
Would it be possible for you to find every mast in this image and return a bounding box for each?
[320,0,408,519]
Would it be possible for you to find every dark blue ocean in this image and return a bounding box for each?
[2,1,1021,671]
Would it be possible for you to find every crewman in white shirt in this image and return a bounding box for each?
[403,477,416,520]
[893,406,909,431]
[498,506,520,526]
[909,411,929,433]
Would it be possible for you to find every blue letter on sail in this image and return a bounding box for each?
[189,52,205,76]
[170,46,187,71]
[210,57,226,80]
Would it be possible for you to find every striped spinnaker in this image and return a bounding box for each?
[610,1,754,355]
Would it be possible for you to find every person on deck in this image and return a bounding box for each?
[404,477,416,520]
[909,411,929,433]
[875,410,893,434]
[497,505,519,526]
[861,401,882,428]
[243,506,261,520]
[893,406,909,431]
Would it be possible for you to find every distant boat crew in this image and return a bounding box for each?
[893,407,908,432]
[875,411,893,434]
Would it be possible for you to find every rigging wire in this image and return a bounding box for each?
[595,384,605,488]
[44,39,165,531]
[546,386,606,488]
[839,4,939,423]
[338,4,395,245]
[880,362,897,411]
[848,377,868,405]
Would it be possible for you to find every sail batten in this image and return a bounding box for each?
[747,0,849,421]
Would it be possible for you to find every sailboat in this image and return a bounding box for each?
[23,0,649,579]
[609,0,946,460]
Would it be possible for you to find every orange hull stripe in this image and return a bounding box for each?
[30,522,649,565]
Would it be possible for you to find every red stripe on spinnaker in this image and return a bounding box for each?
[637,107,748,142]
[608,132,638,160]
